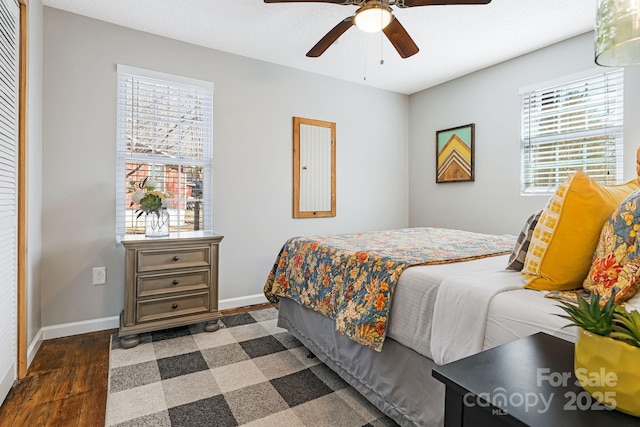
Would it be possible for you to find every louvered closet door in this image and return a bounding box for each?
[0,0,19,406]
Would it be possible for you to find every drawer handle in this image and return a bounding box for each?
[172,256,180,262]
[172,303,178,310]
[172,279,179,285]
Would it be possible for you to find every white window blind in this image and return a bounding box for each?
[116,65,214,240]
[0,0,19,406]
[520,68,624,195]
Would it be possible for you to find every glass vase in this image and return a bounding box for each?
[145,209,170,238]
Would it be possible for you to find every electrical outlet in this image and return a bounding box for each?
[93,267,106,285]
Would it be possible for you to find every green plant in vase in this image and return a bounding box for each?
[129,177,172,237]
[557,291,616,337]
[611,308,640,348]
[129,177,172,216]
[556,291,640,417]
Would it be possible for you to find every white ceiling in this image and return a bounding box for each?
[40,0,598,95]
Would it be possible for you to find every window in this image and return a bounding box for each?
[520,68,624,195]
[116,65,213,240]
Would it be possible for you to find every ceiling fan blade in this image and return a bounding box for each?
[400,0,490,6]
[382,17,419,58]
[264,0,349,4]
[307,17,354,57]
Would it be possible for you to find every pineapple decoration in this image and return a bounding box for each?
[557,292,616,337]
[557,291,640,348]
[611,308,640,349]
[556,292,640,417]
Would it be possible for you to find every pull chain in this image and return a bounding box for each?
[380,30,385,65]
[363,45,367,81]
[362,32,368,80]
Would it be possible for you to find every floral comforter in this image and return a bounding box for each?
[264,227,516,351]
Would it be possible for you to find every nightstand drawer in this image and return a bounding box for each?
[137,270,210,297]
[137,292,209,323]
[137,247,210,272]
[120,233,223,348]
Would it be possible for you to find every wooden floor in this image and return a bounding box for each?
[0,303,272,427]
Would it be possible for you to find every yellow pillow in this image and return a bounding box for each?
[522,170,640,291]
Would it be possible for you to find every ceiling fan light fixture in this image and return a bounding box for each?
[354,5,393,33]
[595,0,640,66]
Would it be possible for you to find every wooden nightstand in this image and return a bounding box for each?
[432,333,639,426]
[119,231,223,348]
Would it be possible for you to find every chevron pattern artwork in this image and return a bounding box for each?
[436,123,474,183]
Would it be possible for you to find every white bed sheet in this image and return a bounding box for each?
[484,289,577,350]
[387,255,511,360]
[483,276,640,352]
[388,254,579,363]
[430,267,524,364]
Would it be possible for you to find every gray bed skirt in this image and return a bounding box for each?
[277,297,445,427]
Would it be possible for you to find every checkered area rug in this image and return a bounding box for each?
[106,307,399,426]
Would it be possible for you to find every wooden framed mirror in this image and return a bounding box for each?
[292,117,336,218]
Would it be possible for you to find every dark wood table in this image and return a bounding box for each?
[432,332,640,426]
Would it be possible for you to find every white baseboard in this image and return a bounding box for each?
[37,294,269,341]
[41,315,120,341]
[219,293,269,310]
[0,364,16,408]
[27,328,44,368]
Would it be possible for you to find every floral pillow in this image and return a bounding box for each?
[583,190,640,303]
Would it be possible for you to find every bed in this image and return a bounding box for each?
[264,227,577,427]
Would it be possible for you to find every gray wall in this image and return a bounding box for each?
[408,32,640,236]
[41,8,409,327]
[41,9,640,330]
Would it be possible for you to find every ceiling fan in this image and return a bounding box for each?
[264,0,492,59]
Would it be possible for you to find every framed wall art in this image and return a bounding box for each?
[436,123,474,183]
